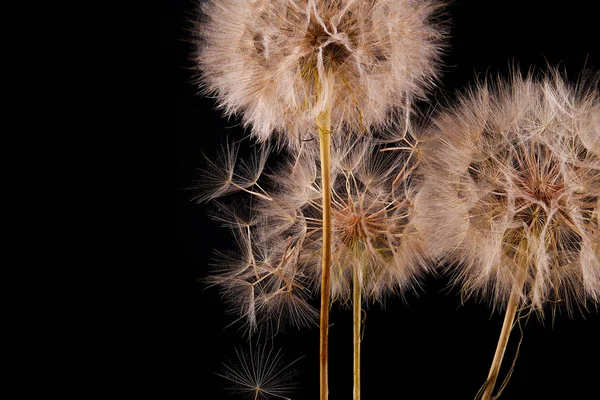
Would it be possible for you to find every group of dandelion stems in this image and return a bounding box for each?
[194,1,599,398]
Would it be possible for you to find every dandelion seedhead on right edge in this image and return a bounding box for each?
[420,68,600,315]
[417,68,599,400]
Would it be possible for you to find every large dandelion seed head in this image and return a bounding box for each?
[195,0,446,148]
[260,132,428,302]
[420,70,600,313]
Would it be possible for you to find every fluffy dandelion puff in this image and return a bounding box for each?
[195,0,447,148]
[205,129,429,332]
[418,68,599,399]
[259,131,429,302]
[420,68,600,314]
[219,342,301,400]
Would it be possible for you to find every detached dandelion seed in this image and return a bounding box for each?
[220,342,301,400]
[420,69,600,399]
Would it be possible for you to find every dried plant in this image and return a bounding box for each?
[419,69,600,399]
[195,2,447,398]
[205,129,429,396]
[195,0,446,148]
[219,342,301,400]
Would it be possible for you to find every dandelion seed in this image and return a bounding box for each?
[195,140,274,203]
[219,342,301,400]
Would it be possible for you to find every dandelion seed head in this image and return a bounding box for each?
[195,0,447,148]
[264,133,428,301]
[421,69,600,314]
[209,122,428,334]
[206,129,430,331]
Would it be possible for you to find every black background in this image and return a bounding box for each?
[173,1,600,398]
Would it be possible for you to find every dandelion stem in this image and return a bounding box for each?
[480,265,527,400]
[317,105,332,400]
[353,263,361,400]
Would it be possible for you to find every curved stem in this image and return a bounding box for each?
[353,264,361,400]
[481,266,527,400]
[318,106,332,400]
